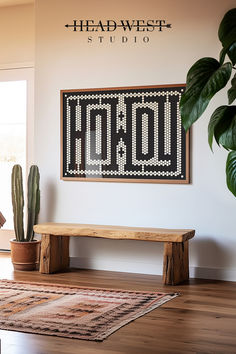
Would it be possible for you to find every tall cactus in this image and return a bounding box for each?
[11,164,40,242]
[26,166,40,241]
[11,165,25,241]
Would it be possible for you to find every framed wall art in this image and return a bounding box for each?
[61,85,190,183]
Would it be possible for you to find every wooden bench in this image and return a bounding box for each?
[33,223,195,285]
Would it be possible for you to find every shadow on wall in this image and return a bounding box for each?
[69,237,164,275]
[43,179,57,222]
[191,237,233,280]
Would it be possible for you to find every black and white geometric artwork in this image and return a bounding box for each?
[61,85,189,183]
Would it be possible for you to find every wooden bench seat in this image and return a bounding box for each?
[33,223,195,285]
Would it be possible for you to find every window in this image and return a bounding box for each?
[0,68,34,250]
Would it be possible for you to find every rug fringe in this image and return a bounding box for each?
[0,279,179,296]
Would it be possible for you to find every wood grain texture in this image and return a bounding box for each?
[40,234,69,274]
[0,253,236,354]
[0,211,6,227]
[34,223,195,242]
[163,241,189,285]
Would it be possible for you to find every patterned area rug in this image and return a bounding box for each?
[0,280,178,341]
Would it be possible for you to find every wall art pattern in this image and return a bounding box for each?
[61,85,189,183]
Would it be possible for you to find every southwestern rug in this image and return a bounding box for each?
[0,279,178,341]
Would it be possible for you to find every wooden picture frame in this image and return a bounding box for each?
[61,85,190,183]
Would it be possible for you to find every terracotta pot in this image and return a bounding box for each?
[10,239,41,271]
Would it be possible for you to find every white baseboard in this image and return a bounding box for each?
[70,257,236,282]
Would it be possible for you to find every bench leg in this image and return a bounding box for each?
[39,234,70,274]
[163,241,189,285]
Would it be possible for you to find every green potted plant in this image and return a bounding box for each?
[180,8,236,196]
[10,164,41,271]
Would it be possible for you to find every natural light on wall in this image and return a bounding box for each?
[0,80,26,230]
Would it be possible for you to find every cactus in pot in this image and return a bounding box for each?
[10,164,41,271]
[11,164,40,242]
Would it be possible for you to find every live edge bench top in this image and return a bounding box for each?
[35,222,195,285]
[34,223,195,243]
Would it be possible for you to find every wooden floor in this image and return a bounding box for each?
[0,253,236,354]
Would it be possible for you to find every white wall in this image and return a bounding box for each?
[0,4,34,67]
[35,0,236,281]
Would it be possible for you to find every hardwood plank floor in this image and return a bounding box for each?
[0,253,235,354]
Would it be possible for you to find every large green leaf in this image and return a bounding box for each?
[218,8,236,65]
[218,106,236,149]
[227,42,236,66]
[219,42,236,67]
[219,47,227,65]
[226,150,236,196]
[228,73,236,104]
[208,106,229,149]
[180,58,232,131]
